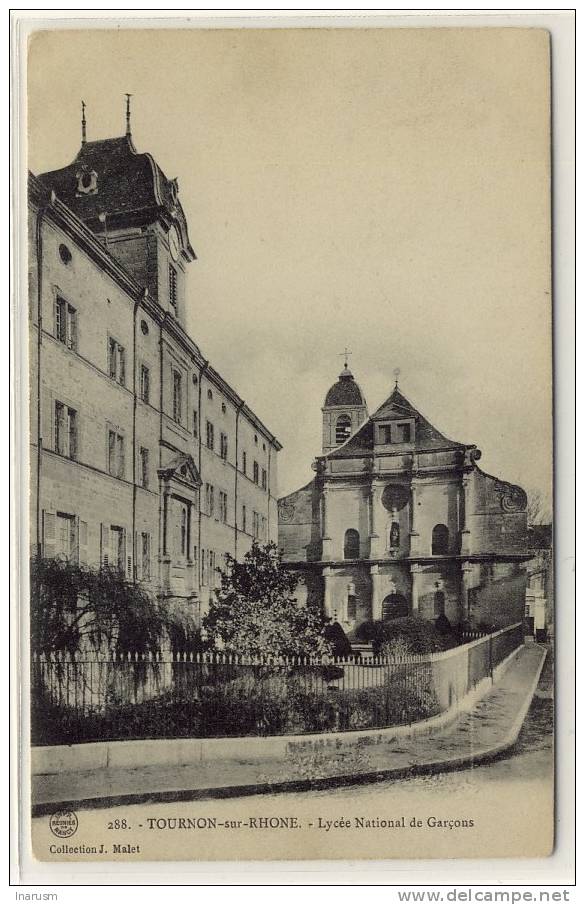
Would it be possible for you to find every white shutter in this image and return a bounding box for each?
[42,511,56,559]
[79,520,88,565]
[100,524,110,566]
[71,517,80,565]
[125,530,132,579]
[135,531,141,581]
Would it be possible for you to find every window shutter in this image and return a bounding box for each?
[79,520,88,565]
[68,310,77,351]
[125,530,132,579]
[42,511,56,558]
[100,523,110,566]
[71,517,80,565]
[135,531,141,581]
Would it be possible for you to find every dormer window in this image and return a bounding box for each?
[75,169,98,195]
[377,419,415,445]
[395,422,412,443]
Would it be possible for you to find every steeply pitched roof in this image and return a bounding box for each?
[38,134,195,260]
[328,385,465,458]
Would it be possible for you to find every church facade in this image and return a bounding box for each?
[29,116,280,622]
[278,365,530,634]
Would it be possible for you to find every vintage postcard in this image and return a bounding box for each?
[20,22,555,866]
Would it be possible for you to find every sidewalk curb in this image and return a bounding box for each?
[32,647,547,817]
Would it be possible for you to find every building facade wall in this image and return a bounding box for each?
[29,176,280,627]
[279,382,530,636]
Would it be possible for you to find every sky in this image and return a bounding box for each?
[28,26,552,509]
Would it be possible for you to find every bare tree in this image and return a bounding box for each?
[526,489,551,526]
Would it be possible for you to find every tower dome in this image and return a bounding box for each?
[322,363,368,455]
[324,364,367,407]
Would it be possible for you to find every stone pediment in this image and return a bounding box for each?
[158,453,202,487]
[327,386,466,459]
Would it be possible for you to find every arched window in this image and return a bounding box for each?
[347,589,357,621]
[381,593,409,620]
[343,529,360,560]
[335,414,352,444]
[432,524,449,555]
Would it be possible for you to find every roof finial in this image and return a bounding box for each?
[339,347,352,370]
[81,100,87,145]
[125,93,133,137]
[393,367,401,388]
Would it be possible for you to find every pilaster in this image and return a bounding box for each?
[410,562,423,614]
[409,482,421,556]
[370,564,382,621]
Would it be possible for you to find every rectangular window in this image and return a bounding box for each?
[55,297,77,351]
[242,504,247,533]
[379,425,392,444]
[205,483,215,517]
[206,420,214,451]
[172,370,183,424]
[141,532,151,581]
[220,432,228,461]
[253,511,260,539]
[193,408,198,438]
[242,451,247,475]
[140,365,150,404]
[108,337,126,386]
[140,447,149,489]
[108,429,125,478]
[169,264,178,311]
[54,401,77,460]
[180,505,187,557]
[261,468,267,491]
[201,548,207,585]
[396,422,411,443]
[219,491,228,524]
[253,461,259,485]
[110,526,125,572]
[56,511,76,562]
[209,550,217,587]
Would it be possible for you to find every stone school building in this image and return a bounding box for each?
[29,115,280,622]
[278,364,531,634]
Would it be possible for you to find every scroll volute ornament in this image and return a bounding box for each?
[495,481,528,513]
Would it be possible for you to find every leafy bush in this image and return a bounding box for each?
[30,557,173,657]
[204,542,332,659]
[31,663,440,744]
[356,616,458,656]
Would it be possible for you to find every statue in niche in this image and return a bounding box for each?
[387,517,400,550]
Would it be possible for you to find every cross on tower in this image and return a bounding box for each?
[393,367,401,388]
[81,100,87,145]
[339,347,352,369]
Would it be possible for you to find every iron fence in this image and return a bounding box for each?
[31,622,524,745]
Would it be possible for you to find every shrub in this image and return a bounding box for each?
[356,616,458,656]
[31,661,440,744]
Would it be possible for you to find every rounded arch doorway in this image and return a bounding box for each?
[381,593,409,620]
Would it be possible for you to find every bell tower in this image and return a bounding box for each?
[322,354,368,456]
[37,98,197,326]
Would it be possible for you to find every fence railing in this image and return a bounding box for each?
[31,622,524,745]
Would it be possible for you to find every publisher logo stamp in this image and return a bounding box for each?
[49,811,78,838]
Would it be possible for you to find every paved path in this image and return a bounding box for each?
[32,643,546,815]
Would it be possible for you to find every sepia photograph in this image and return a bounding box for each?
[16,18,565,872]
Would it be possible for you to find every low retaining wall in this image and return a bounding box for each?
[31,642,522,777]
